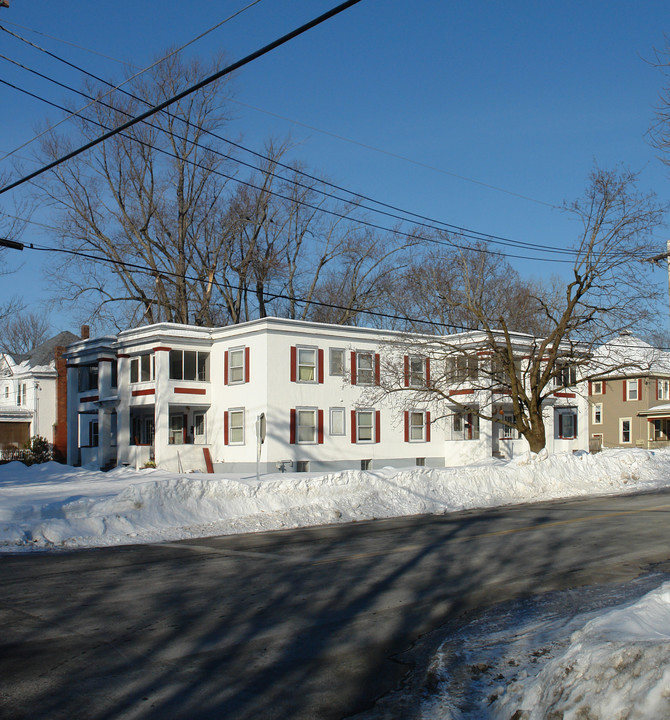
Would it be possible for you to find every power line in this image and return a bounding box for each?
[0,48,582,260]
[0,0,364,196]
[0,16,561,211]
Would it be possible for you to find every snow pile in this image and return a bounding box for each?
[0,447,669,551]
[490,583,670,719]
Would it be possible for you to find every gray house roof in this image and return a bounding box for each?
[14,331,80,368]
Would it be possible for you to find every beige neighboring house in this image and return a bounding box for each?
[588,333,670,450]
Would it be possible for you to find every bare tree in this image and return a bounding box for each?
[35,53,237,328]
[377,167,666,453]
[0,311,51,356]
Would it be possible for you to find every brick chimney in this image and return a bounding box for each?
[81,325,90,340]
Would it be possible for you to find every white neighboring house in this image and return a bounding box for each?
[63,317,589,473]
[0,331,79,454]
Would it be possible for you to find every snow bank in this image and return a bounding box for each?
[490,582,670,719]
[1,447,669,551]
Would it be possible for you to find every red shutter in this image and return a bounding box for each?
[375,353,380,386]
[290,408,296,445]
[224,351,229,385]
[351,410,357,443]
[558,413,563,438]
[588,381,592,396]
[404,411,409,442]
[245,347,250,383]
[318,349,324,384]
[638,378,643,400]
[623,380,627,401]
[318,409,324,444]
[375,410,381,443]
[426,411,431,442]
[351,352,357,385]
[404,356,409,387]
[224,411,229,445]
[290,346,297,382]
[425,358,430,387]
[603,381,606,395]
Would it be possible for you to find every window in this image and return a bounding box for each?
[298,348,317,382]
[620,418,631,444]
[130,354,154,383]
[356,410,375,442]
[416,457,426,467]
[555,363,577,388]
[169,350,210,381]
[408,356,426,387]
[591,380,604,395]
[659,380,670,401]
[193,413,206,444]
[228,348,246,384]
[556,408,578,439]
[228,409,245,444]
[625,379,639,401]
[111,361,118,388]
[3,386,8,400]
[445,355,478,383]
[592,403,602,425]
[16,383,27,406]
[408,411,427,441]
[361,459,372,471]
[78,364,98,392]
[131,416,154,446]
[88,420,99,447]
[499,414,518,439]
[329,348,345,376]
[296,460,310,473]
[297,408,317,443]
[356,352,375,385]
[330,407,345,436]
[452,411,479,441]
[169,415,185,445]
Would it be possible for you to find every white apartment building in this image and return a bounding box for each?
[63,317,588,473]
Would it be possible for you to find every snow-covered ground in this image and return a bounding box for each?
[2,447,670,718]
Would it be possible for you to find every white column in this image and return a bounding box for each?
[153,349,171,468]
[98,359,112,469]
[116,355,131,466]
[66,365,80,466]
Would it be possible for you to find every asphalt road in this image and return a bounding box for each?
[2,489,670,720]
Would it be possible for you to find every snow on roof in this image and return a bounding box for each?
[591,333,670,378]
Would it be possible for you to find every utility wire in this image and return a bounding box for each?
[0,49,582,259]
[6,239,668,352]
[0,0,363,195]
[0,0,262,163]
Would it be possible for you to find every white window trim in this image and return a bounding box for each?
[408,409,427,442]
[228,347,246,385]
[296,406,318,444]
[356,409,376,444]
[297,346,318,384]
[356,352,375,386]
[659,379,670,401]
[228,407,245,445]
[329,348,345,377]
[592,402,603,425]
[626,379,639,401]
[620,417,632,444]
[591,380,604,395]
[329,407,346,436]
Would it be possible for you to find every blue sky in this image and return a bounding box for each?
[1,0,669,333]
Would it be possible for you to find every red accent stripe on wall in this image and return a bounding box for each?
[131,389,155,397]
[117,353,131,359]
[553,392,576,398]
[153,346,172,352]
[174,388,207,395]
[448,389,475,396]
[80,395,99,403]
